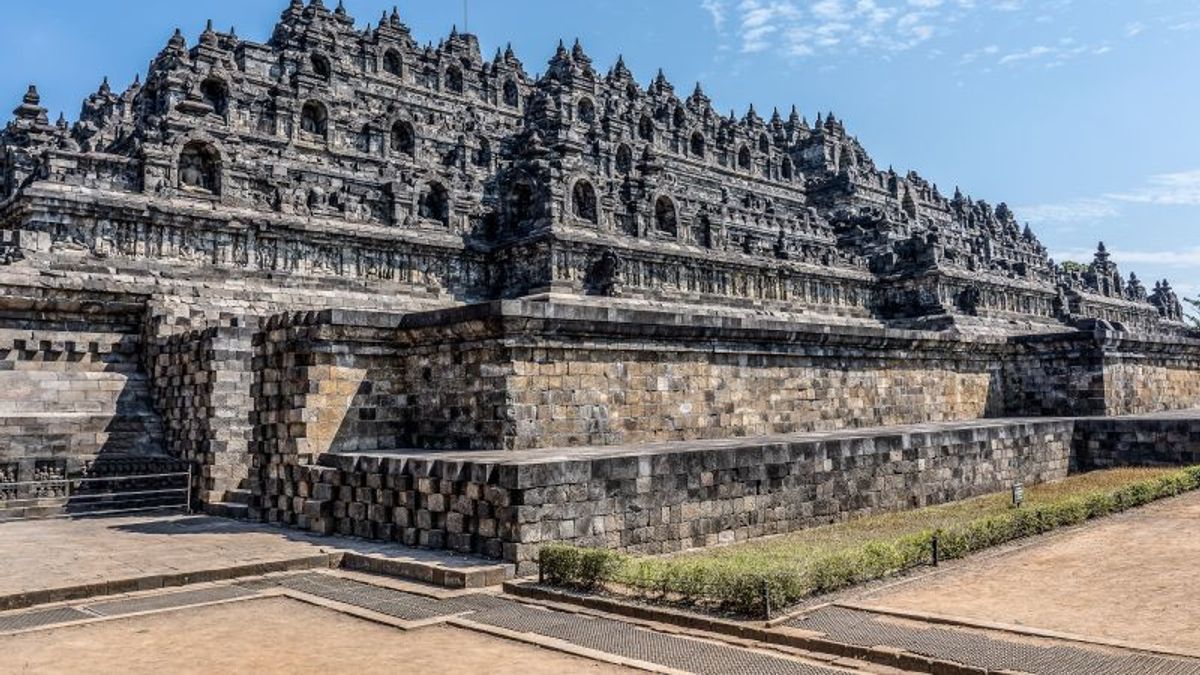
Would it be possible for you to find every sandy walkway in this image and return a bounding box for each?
[860,490,1200,653]
[0,597,632,674]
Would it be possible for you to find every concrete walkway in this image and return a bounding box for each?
[0,513,507,606]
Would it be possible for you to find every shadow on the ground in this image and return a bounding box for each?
[110,515,494,568]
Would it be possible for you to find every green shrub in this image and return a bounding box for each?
[539,544,623,590]
[538,466,1200,616]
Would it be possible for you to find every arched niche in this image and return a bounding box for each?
[572,180,598,223]
[419,182,450,226]
[654,195,677,236]
[311,53,332,81]
[382,49,402,77]
[300,101,328,139]
[638,115,654,142]
[577,97,596,124]
[179,141,221,195]
[444,65,464,94]
[391,120,415,156]
[615,144,633,174]
[502,79,520,108]
[200,78,228,116]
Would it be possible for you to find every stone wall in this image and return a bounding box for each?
[1001,332,1107,417]
[250,301,1014,456]
[0,290,165,510]
[265,418,1074,573]
[1100,332,1200,416]
[148,322,256,504]
[1003,327,1200,418]
[1073,414,1200,470]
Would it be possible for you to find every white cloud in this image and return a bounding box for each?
[1016,198,1119,226]
[1052,247,1200,269]
[1019,169,1200,241]
[701,0,729,30]
[996,38,1106,68]
[707,0,1017,59]
[1106,170,1200,206]
[704,0,1094,62]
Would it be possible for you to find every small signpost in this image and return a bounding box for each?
[1012,481,1025,508]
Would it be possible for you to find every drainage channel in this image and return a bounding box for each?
[788,606,1200,675]
[246,573,850,674]
[0,573,853,674]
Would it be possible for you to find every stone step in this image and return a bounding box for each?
[203,501,249,520]
[224,488,253,506]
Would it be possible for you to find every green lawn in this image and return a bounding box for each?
[540,466,1200,616]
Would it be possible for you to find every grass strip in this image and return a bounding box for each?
[539,466,1200,616]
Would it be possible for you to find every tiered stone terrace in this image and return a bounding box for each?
[0,0,1197,565]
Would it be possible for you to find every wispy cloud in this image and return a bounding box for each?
[699,0,1020,59]
[1019,169,1200,229]
[1052,247,1200,269]
[995,37,1111,68]
[1106,170,1200,206]
[701,0,729,31]
[1017,198,1119,226]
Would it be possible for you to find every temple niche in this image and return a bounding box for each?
[655,196,678,236]
[419,182,450,226]
[382,49,402,77]
[178,142,220,194]
[199,78,228,116]
[391,121,415,156]
[300,100,327,138]
[572,180,597,223]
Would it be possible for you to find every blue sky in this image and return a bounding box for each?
[2,0,1198,308]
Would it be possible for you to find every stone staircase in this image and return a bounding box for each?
[204,487,252,519]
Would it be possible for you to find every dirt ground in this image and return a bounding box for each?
[0,597,633,675]
[858,490,1200,653]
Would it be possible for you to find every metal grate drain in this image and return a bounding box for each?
[272,574,479,622]
[250,574,841,674]
[0,606,93,633]
[466,602,842,675]
[789,606,1200,675]
[84,585,253,617]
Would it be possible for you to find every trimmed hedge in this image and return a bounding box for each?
[539,466,1200,616]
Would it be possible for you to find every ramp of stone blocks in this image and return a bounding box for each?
[786,605,1200,675]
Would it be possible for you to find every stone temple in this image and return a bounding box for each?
[1,0,1197,571]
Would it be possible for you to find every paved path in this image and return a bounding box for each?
[851,490,1200,654]
[0,572,865,674]
[784,605,1200,675]
[0,513,500,600]
[0,595,632,675]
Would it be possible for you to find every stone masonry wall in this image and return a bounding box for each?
[504,345,999,449]
[268,419,1074,573]
[1000,332,1107,417]
[148,322,256,504]
[1002,328,1200,418]
[1073,415,1200,470]
[249,302,1013,460]
[1101,332,1200,416]
[0,293,164,494]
